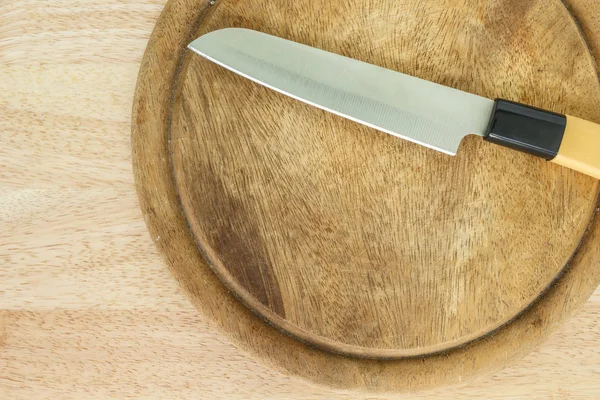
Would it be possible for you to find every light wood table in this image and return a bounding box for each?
[1,1,599,398]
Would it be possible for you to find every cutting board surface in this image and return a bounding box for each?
[170,0,600,358]
[132,0,600,391]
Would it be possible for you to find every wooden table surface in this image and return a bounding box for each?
[1,1,599,398]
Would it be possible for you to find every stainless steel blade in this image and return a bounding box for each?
[188,28,495,155]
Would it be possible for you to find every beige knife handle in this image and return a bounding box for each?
[552,115,600,179]
[485,100,600,180]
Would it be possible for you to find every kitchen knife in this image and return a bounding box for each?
[188,28,600,179]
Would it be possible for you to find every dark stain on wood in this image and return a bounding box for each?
[172,62,286,318]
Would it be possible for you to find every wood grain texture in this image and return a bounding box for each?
[1,0,600,398]
[566,0,600,62]
[171,0,600,358]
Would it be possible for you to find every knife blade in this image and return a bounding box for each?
[188,28,600,179]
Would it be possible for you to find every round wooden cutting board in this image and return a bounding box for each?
[132,0,600,392]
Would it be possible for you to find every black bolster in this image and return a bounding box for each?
[484,99,567,160]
